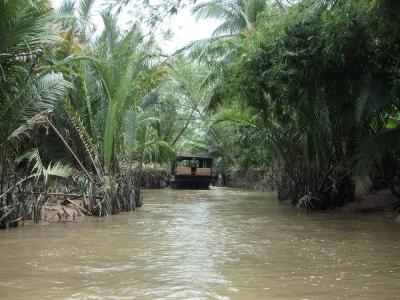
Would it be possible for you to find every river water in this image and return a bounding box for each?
[0,188,400,299]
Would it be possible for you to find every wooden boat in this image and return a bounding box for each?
[171,155,214,189]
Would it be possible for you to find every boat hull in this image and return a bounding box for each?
[171,175,213,189]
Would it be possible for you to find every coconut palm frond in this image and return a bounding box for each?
[211,107,261,131]
[192,0,268,36]
[192,1,237,22]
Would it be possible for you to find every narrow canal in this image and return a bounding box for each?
[1,188,400,299]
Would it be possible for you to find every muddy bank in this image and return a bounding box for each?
[342,189,399,212]
[19,196,90,227]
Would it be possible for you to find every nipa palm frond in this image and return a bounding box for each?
[8,109,53,142]
[28,147,87,186]
[62,98,102,177]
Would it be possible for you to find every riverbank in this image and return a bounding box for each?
[14,186,400,229]
[14,197,88,227]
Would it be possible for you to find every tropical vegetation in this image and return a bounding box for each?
[194,0,400,209]
[1,0,399,228]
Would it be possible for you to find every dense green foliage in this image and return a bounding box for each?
[0,0,177,227]
[1,0,400,228]
[196,0,400,208]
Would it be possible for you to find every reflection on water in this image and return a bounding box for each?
[0,187,400,299]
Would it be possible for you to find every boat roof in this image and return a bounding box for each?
[176,155,213,160]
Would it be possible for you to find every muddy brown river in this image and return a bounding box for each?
[0,188,400,299]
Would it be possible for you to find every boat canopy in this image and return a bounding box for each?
[175,155,213,161]
[174,156,213,168]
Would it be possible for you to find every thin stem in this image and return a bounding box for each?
[46,118,94,182]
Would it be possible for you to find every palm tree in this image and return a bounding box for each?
[48,7,174,214]
[0,0,76,227]
[179,0,283,59]
[192,0,268,37]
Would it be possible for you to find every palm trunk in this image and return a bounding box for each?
[172,110,195,146]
